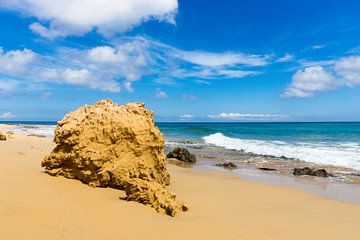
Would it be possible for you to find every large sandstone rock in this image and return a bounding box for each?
[42,99,187,216]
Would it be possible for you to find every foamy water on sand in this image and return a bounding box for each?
[203,132,360,170]
[3,124,55,138]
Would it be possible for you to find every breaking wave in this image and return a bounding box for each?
[203,133,360,170]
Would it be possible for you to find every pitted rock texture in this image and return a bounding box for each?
[42,99,187,216]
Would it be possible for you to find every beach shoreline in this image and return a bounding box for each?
[0,122,360,193]
[0,131,360,239]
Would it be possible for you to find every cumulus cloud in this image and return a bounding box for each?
[0,48,35,74]
[284,66,336,98]
[208,113,289,121]
[38,68,121,92]
[87,46,125,64]
[334,56,360,86]
[0,0,178,39]
[285,56,360,98]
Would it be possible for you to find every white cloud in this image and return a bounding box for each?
[180,114,194,119]
[284,66,336,98]
[171,68,258,80]
[180,51,268,67]
[37,68,121,92]
[194,79,210,85]
[0,48,35,74]
[0,80,19,93]
[285,56,360,98]
[0,36,270,94]
[208,113,289,121]
[276,53,294,63]
[312,45,325,50]
[1,0,178,39]
[153,78,177,85]
[154,88,167,98]
[334,56,360,86]
[0,112,15,119]
[87,46,126,64]
[182,94,198,100]
[299,59,336,68]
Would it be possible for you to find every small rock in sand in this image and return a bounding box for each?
[293,167,331,177]
[215,162,238,170]
[167,147,197,163]
[0,131,7,141]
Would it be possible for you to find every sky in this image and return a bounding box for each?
[0,0,360,122]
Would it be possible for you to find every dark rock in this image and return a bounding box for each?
[166,147,196,163]
[0,131,6,141]
[259,167,276,171]
[293,167,331,177]
[215,162,238,170]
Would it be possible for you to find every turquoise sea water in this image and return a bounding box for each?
[159,122,360,170]
[157,122,360,143]
[2,121,360,170]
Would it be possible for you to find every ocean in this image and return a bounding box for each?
[2,121,360,171]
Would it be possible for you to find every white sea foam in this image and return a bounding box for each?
[7,125,55,138]
[203,133,360,170]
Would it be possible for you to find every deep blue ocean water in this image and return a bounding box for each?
[2,121,360,169]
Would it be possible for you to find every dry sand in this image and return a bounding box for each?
[1,132,360,240]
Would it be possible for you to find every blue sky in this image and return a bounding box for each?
[0,0,360,121]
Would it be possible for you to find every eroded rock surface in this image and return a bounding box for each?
[42,99,187,216]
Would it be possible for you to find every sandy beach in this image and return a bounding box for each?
[0,131,359,240]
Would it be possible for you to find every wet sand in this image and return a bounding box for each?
[0,133,360,239]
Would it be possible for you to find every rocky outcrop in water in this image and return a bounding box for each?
[215,162,238,170]
[0,131,6,141]
[293,167,331,177]
[167,147,196,163]
[42,99,187,216]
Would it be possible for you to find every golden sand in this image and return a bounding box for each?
[0,132,359,239]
